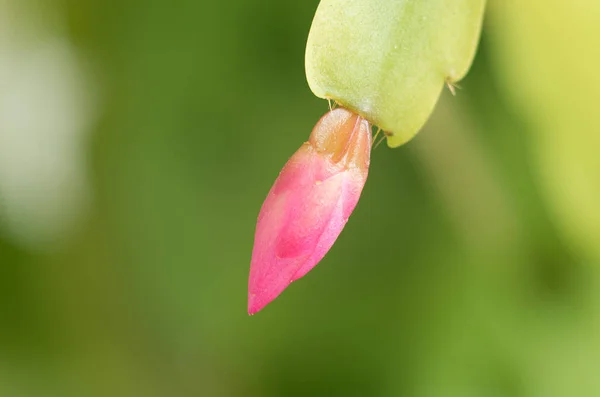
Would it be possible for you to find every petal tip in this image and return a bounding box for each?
[247,293,264,315]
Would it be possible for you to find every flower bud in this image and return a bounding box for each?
[248,108,371,314]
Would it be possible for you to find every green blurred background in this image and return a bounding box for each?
[1,0,599,396]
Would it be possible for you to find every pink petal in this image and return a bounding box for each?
[248,108,371,314]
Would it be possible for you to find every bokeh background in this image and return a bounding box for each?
[1,0,599,396]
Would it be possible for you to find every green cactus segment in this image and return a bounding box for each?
[305,0,486,147]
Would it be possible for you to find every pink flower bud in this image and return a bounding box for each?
[248,108,371,314]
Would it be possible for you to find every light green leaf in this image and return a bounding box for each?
[488,0,600,262]
[305,0,486,147]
